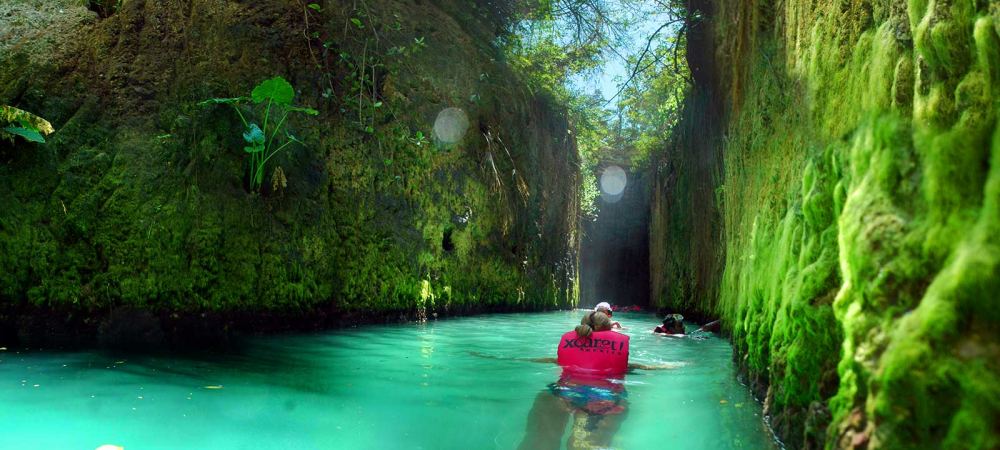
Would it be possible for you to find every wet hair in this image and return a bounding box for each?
[575,311,612,338]
[662,315,684,333]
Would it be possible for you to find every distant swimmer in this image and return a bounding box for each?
[594,301,622,329]
[653,314,685,335]
[610,304,642,312]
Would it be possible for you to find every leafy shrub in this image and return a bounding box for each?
[200,76,318,192]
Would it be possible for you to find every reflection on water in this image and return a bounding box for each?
[0,311,779,449]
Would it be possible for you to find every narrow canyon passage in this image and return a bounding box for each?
[580,166,651,309]
[1,0,998,449]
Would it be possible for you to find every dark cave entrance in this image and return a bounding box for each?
[579,167,650,309]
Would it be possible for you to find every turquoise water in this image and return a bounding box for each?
[1,311,779,449]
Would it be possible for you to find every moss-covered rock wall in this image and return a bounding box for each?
[0,0,581,346]
[652,0,999,448]
[649,0,724,319]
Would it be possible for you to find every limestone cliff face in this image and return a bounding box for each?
[0,0,580,345]
[649,0,724,320]
[652,0,999,448]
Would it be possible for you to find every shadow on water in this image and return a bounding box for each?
[28,336,350,395]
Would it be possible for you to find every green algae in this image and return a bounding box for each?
[652,0,1000,447]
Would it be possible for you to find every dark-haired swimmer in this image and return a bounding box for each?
[653,314,685,335]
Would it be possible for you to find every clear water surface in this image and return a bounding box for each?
[0,311,780,449]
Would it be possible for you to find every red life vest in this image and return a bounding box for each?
[556,330,629,378]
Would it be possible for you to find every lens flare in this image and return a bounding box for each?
[433,107,469,144]
[600,165,627,196]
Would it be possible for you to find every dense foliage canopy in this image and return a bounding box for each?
[493,0,692,218]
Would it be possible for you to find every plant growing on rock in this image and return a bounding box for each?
[200,76,317,192]
[1,105,54,144]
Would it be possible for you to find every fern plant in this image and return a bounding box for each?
[1,105,54,144]
[200,76,317,192]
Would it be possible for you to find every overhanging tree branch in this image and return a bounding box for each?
[603,16,686,107]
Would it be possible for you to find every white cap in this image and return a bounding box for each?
[594,302,612,312]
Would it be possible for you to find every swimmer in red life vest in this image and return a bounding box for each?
[557,310,629,377]
[519,311,672,450]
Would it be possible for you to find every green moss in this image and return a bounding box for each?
[650,0,1000,447]
[0,0,580,330]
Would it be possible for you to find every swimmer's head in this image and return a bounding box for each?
[662,313,683,325]
[662,314,685,333]
[595,301,613,316]
[575,311,613,337]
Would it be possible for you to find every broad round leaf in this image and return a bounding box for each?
[251,77,295,105]
[3,126,45,143]
[243,123,265,144]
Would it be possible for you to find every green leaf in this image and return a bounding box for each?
[287,106,320,115]
[3,126,45,143]
[373,101,383,108]
[251,76,295,105]
[243,123,264,144]
[350,18,363,29]
[243,144,264,154]
[307,3,322,12]
[198,97,247,106]
[1,105,54,135]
